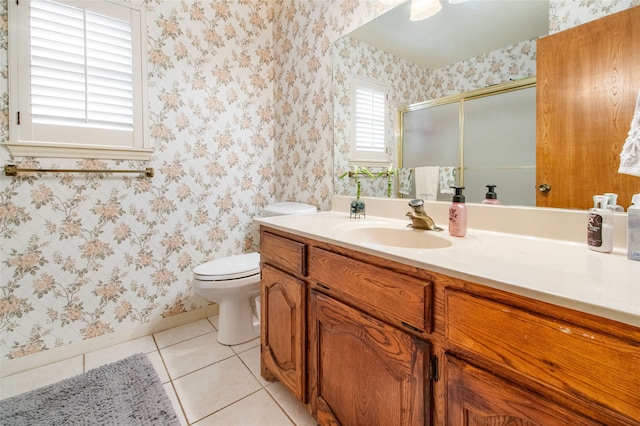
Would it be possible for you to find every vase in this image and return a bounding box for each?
[350,198,365,218]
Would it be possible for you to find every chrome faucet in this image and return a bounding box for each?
[406,199,443,231]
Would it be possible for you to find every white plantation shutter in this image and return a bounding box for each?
[30,0,133,130]
[351,77,388,162]
[7,0,151,160]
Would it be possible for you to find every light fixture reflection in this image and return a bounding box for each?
[410,0,442,21]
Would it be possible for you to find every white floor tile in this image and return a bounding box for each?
[238,345,270,387]
[154,319,216,349]
[1,318,320,426]
[163,382,188,426]
[194,389,294,426]
[145,350,170,384]
[207,315,219,330]
[0,356,83,399]
[231,336,260,355]
[267,382,318,426]
[160,332,235,379]
[84,335,157,371]
[173,356,261,424]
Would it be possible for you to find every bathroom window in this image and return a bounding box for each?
[6,0,152,160]
[351,77,388,163]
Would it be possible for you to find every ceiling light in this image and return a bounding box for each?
[448,0,469,4]
[410,0,442,21]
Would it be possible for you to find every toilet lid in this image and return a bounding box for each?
[193,252,260,281]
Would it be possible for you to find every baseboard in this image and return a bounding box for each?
[0,304,219,378]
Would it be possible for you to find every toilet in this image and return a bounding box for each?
[192,202,317,345]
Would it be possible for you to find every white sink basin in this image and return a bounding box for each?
[341,225,453,249]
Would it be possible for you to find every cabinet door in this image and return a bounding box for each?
[261,264,306,402]
[310,291,429,426]
[446,355,601,426]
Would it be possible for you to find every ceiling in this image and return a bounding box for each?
[348,0,549,69]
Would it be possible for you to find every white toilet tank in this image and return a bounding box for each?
[262,201,317,217]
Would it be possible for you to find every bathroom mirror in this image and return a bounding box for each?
[333,0,549,204]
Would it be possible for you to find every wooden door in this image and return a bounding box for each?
[536,6,640,209]
[446,355,601,426]
[261,264,306,402]
[310,291,429,426]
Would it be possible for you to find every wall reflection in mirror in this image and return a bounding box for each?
[333,0,548,206]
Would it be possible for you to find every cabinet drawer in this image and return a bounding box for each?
[446,290,640,422]
[309,247,431,333]
[260,231,307,276]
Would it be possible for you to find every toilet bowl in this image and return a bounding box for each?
[192,202,316,345]
[193,253,261,345]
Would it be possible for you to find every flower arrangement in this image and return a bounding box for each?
[378,164,397,198]
[339,165,375,199]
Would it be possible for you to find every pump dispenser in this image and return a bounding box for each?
[449,186,467,237]
[587,195,613,253]
[604,193,624,212]
[482,185,501,205]
[628,194,640,261]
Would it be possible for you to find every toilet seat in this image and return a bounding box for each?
[193,252,260,281]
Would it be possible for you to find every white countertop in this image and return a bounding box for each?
[256,210,640,327]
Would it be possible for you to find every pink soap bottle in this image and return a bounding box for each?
[481,185,501,205]
[449,186,467,237]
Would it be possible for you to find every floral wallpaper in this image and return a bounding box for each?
[333,36,431,198]
[0,0,638,362]
[0,0,280,361]
[428,38,536,99]
[271,0,400,207]
[332,35,537,198]
[550,0,639,34]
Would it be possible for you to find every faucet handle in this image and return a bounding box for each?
[409,199,424,208]
[409,198,426,215]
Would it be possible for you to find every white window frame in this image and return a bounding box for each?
[350,76,389,165]
[5,0,152,160]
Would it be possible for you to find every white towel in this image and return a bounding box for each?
[439,166,456,195]
[398,168,413,195]
[619,89,640,177]
[414,166,439,201]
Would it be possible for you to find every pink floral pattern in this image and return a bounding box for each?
[0,0,278,360]
[333,36,430,198]
[332,35,537,198]
[0,0,636,360]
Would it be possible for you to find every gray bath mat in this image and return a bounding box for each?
[0,353,180,425]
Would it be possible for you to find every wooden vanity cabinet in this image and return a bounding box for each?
[260,227,434,425]
[259,225,640,425]
[445,355,600,426]
[444,288,640,425]
[260,231,308,402]
[310,291,429,426]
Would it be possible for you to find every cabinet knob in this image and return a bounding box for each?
[538,183,551,193]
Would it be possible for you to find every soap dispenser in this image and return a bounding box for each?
[482,185,501,205]
[449,186,467,237]
[587,195,613,253]
[604,193,624,212]
[628,194,640,261]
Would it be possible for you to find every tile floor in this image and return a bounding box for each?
[1,316,318,426]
